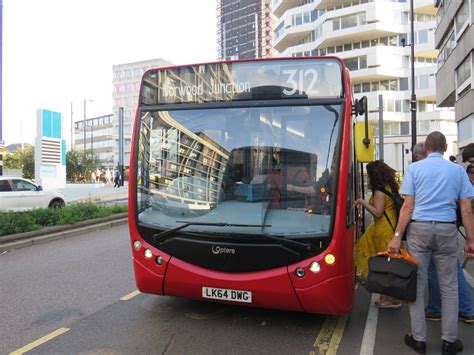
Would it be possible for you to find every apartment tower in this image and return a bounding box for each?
[273,0,456,171]
[435,0,473,155]
[217,0,274,60]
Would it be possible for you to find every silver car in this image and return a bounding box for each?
[0,177,66,212]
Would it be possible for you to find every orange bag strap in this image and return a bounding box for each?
[377,248,417,265]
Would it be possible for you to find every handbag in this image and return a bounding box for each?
[366,249,418,302]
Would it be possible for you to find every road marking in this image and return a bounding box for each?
[359,293,380,355]
[310,315,348,355]
[10,327,70,355]
[120,290,141,301]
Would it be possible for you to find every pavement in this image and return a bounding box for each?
[60,181,129,204]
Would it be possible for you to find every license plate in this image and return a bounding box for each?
[202,287,252,303]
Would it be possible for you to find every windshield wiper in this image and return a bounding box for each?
[153,222,271,243]
[152,221,314,253]
[244,233,314,253]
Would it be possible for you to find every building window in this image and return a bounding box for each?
[400,122,410,135]
[417,120,430,134]
[455,0,470,38]
[438,29,455,68]
[458,114,474,143]
[333,12,366,31]
[456,54,472,98]
[345,55,367,71]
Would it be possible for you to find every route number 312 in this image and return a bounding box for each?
[282,69,319,96]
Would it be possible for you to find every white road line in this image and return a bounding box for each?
[359,293,380,355]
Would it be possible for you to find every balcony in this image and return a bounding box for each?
[273,0,306,18]
[273,21,318,52]
[413,0,437,15]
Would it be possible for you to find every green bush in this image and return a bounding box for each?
[0,203,128,237]
[0,213,40,235]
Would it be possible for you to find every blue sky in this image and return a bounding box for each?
[2,0,217,146]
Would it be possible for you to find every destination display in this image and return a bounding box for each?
[140,58,343,105]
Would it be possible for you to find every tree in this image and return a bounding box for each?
[66,149,101,182]
[21,146,35,179]
[4,146,35,179]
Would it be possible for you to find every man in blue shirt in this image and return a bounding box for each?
[412,142,474,324]
[388,132,474,355]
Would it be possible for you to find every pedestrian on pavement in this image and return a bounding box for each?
[354,160,402,309]
[414,141,474,325]
[388,131,474,355]
[413,142,426,163]
[114,169,121,188]
[461,143,474,165]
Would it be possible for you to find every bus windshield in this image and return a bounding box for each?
[136,103,342,239]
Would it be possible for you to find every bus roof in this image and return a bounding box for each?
[140,57,344,106]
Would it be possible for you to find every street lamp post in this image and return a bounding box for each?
[91,120,94,155]
[410,0,417,158]
[83,99,94,152]
[83,99,86,151]
[70,102,74,151]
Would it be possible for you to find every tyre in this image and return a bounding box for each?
[49,199,65,209]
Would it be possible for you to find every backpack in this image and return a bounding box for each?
[380,187,406,239]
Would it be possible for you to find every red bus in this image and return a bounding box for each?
[128,57,373,314]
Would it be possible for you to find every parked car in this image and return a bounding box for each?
[0,177,66,212]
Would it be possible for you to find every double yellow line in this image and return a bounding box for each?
[310,315,348,355]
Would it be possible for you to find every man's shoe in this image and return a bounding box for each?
[404,334,426,354]
[425,312,441,321]
[458,312,474,324]
[442,339,463,355]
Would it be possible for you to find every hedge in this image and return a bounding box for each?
[0,203,128,237]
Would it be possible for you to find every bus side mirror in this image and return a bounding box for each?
[353,96,374,163]
[355,122,374,163]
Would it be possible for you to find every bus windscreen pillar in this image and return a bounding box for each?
[118,107,124,186]
[35,109,66,189]
[0,145,4,176]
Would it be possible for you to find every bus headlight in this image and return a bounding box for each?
[156,256,163,265]
[324,254,336,265]
[133,241,141,250]
[310,262,321,273]
[144,249,153,259]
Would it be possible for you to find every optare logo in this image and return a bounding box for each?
[211,246,236,255]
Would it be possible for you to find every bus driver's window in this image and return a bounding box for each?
[270,151,316,210]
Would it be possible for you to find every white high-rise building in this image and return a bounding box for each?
[112,58,172,167]
[272,0,456,171]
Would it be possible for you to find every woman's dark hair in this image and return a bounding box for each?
[366,160,398,193]
[462,143,474,162]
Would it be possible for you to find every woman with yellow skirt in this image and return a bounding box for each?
[355,160,401,309]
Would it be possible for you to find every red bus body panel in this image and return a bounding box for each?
[164,258,304,312]
[129,57,356,315]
